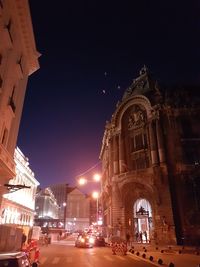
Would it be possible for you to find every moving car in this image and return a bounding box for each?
[75,234,95,248]
[0,251,37,267]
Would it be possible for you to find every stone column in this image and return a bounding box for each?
[149,121,159,165]
[108,139,113,177]
[113,135,119,174]
[119,133,126,173]
[156,119,166,163]
[112,183,123,237]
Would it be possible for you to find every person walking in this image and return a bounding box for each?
[135,232,139,242]
[139,231,143,243]
[143,230,148,243]
[21,232,27,249]
[126,232,131,247]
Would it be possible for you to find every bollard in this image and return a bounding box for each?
[168,263,175,267]
[149,256,154,261]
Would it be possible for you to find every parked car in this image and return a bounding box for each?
[94,234,106,246]
[0,251,38,267]
[75,234,95,248]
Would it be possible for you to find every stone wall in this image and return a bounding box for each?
[0,225,22,252]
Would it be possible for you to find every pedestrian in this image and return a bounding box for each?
[57,230,62,241]
[135,232,139,242]
[143,230,148,243]
[44,233,48,246]
[21,232,27,249]
[139,231,143,243]
[126,232,130,246]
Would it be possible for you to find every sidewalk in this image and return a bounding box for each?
[127,243,200,267]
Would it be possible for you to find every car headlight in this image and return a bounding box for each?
[89,237,95,244]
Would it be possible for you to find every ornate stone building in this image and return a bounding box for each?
[100,66,200,245]
[0,0,40,206]
[1,147,39,233]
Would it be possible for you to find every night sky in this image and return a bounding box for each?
[17,1,200,191]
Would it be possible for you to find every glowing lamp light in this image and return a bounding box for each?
[78,177,87,185]
[92,191,99,199]
[97,220,103,226]
[93,173,101,182]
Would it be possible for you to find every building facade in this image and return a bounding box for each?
[34,187,59,229]
[100,67,200,245]
[65,188,90,232]
[0,147,39,249]
[50,183,68,226]
[0,0,40,205]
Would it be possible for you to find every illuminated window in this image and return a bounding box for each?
[131,133,148,152]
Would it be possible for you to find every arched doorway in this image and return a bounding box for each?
[133,198,152,243]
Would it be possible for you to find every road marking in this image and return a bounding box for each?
[52,257,60,264]
[104,255,114,261]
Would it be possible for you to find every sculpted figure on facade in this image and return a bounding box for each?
[128,105,146,130]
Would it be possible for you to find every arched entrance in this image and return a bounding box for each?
[133,198,152,243]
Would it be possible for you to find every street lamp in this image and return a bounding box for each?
[63,202,66,230]
[77,173,101,186]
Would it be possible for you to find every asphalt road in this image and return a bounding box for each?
[39,243,157,267]
[38,239,200,267]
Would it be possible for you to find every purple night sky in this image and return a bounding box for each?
[17,1,200,192]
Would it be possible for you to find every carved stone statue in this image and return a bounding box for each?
[128,105,146,130]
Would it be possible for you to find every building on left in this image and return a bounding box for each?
[0,0,40,205]
[1,147,40,243]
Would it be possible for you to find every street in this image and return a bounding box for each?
[37,238,200,267]
[39,243,155,267]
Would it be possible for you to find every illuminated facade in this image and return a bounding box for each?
[100,67,200,245]
[0,0,40,206]
[50,183,68,224]
[1,147,40,232]
[35,188,59,219]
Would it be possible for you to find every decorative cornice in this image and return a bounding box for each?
[13,0,40,75]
